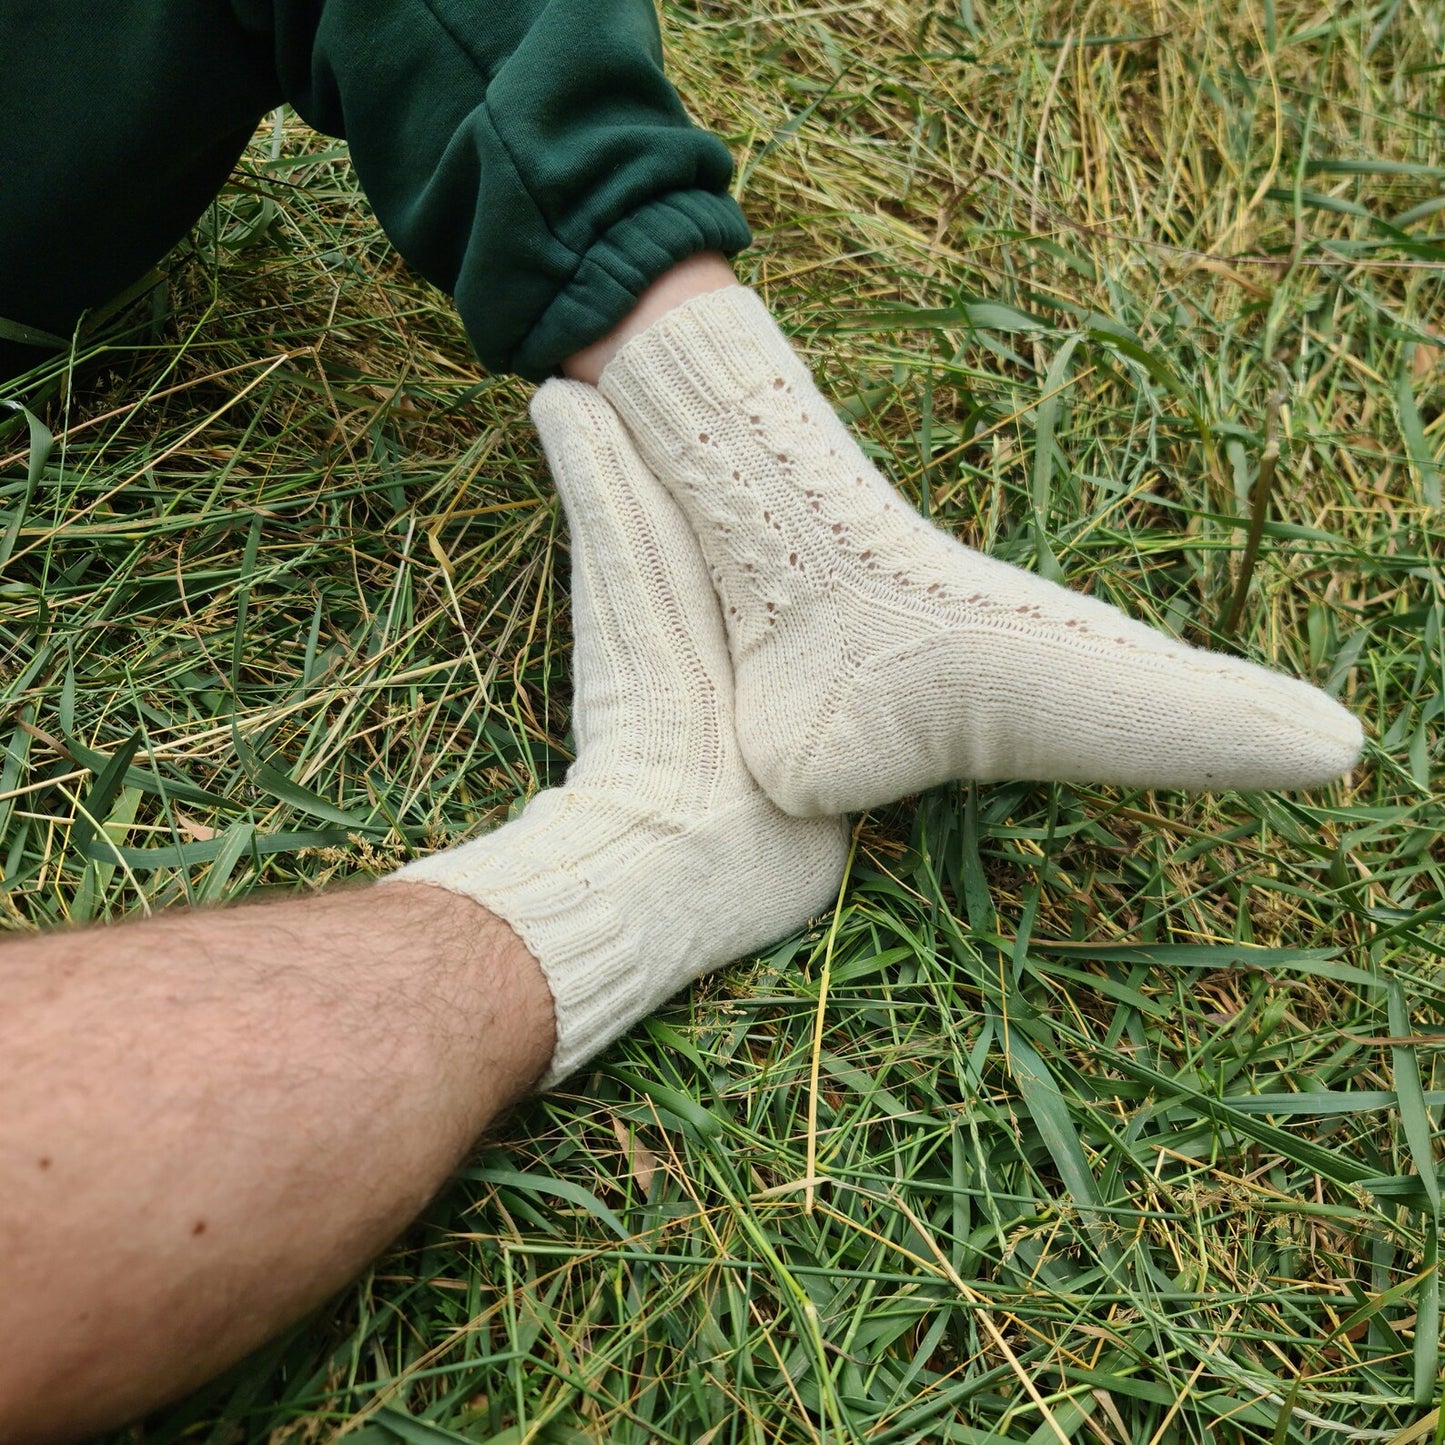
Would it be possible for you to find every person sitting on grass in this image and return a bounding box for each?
[0,0,1362,1438]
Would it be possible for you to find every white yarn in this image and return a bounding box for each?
[387,380,848,1087]
[599,286,1364,816]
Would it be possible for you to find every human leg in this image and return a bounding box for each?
[237,0,750,381]
[0,379,844,1441]
[0,1,281,381]
[0,0,748,387]
[0,883,552,1442]
[562,251,739,385]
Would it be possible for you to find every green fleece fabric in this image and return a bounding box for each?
[0,0,751,381]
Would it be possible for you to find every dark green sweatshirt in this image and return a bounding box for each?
[0,0,751,380]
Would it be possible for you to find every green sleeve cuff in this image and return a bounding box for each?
[502,188,752,383]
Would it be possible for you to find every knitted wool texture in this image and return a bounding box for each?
[599,286,1364,816]
[388,380,848,1087]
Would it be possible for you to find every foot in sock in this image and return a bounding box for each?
[387,379,849,1086]
[598,286,1365,817]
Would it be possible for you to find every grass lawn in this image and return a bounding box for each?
[2,1,1442,1440]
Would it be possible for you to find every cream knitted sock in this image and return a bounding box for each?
[598,286,1364,817]
[388,380,848,1087]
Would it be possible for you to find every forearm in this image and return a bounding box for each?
[0,882,553,1443]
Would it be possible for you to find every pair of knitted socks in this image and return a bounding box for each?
[392,288,1362,1086]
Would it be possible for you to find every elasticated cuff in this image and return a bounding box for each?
[503,188,752,382]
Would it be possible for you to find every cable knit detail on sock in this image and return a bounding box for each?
[598,285,1365,816]
[385,379,848,1086]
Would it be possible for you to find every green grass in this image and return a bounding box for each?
[2,0,1443,1440]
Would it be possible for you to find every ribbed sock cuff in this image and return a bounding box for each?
[598,284,805,425]
[383,843,646,1089]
